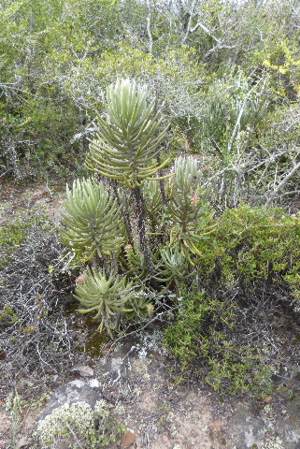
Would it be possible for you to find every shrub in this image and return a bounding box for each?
[195,205,300,299]
[0,222,82,395]
[164,293,273,395]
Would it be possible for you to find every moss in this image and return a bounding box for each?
[0,305,19,327]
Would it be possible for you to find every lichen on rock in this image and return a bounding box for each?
[35,398,123,449]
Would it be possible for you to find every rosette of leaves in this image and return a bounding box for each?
[86,78,169,189]
[169,156,211,258]
[61,178,124,262]
[155,247,189,290]
[75,269,150,336]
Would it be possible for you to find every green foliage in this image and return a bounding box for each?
[198,70,271,152]
[24,0,295,397]
[123,243,145,276]
[164,205,299,394]
[168,156,213,258]
[1,0,300,186]
[0,305,19,327]
[0,218,34,269]
[143,179,163,228]
[156,247,188,288]
[164,293,273,395]
[195,205,300,297]
[0,220,27,248]
[75,269,151,336]
[61,178,124,262]
[86,79,169,188]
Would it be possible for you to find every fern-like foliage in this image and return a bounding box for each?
[86,79,169,188]
[61,178,124,262]
[75,269,150,335]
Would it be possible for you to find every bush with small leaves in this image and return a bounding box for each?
[194,205,300,298]
[164,293,273,395]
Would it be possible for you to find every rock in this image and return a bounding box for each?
[36,379,106,449]
[121,430,137,448]
[38,378,101,422]
[16,436,29,449]
[209,419,226,446]
[71,365,95,378]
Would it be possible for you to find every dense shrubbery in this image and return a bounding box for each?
[165,206,300,392]
[60,78,300,394]
[195,206,300,297]
[164,293,273,395]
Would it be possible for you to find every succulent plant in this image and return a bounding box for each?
[61,178,124,262]
[86,78,169,189]
[75,269,150,335]
[169,156,211,258]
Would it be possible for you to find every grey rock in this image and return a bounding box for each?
[70,365,95,378]
[16,436,29,449]
[38,378,101,422]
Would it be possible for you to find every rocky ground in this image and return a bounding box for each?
[2,329,300,449]
[1,180,300,449]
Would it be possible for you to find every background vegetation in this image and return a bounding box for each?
[1,0,299,207]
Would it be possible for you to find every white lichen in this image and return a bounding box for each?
[35,400,108,447]
[260,435,285,449]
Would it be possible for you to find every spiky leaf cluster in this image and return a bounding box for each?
[156,247,189,286]
[143,179,163,226]
[86,79,169,188]
[61,178,124,261]
[75,270,149,335]
[169,156,211,257]
[123,244,145,275]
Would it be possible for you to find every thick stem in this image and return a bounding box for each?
[133,187,153,274]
